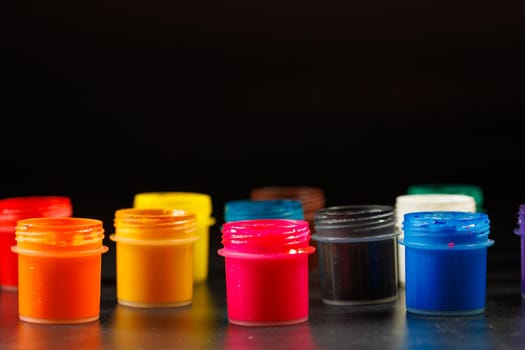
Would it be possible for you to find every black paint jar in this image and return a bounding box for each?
[312,205,399,305]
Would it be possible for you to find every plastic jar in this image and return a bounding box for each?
[12,217,108,324]
[0,196,72,290]
[312,205,399,305]
[218,219,315,326]
[249,186,325,272]
[406,183,484,212]
[133,192,214,284]
[111,208,198,308]
[224,199,304,222]
[400,211,494,316]
[514,204,525,298]
[394,194,476,287]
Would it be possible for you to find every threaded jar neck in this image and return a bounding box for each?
[220,219,312,257]
[313,205,397,242]
[15,217,104,247]
[113,208,196,241]
[401,211,493,250]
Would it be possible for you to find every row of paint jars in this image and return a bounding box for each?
[0,193,215,324]
[219,184,493,325]
[0,185,503,326]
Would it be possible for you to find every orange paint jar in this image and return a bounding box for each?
[0,196,72,291]
[110,208,198,308]
[12,217,108,324]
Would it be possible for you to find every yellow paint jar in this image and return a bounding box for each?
[133,192,214,284]
[110,208,198,308]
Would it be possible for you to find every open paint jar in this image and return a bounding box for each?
[13,217,108,324]
[111,208,198,308]
[400,211,494,316]
[312,205,399,305]
[218,219,315,326]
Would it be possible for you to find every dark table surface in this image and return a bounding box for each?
[0,245,524,350]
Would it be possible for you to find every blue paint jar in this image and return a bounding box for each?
[224,199,304,223]
[399,211,494,316]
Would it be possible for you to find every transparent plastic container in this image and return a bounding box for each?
[312,205,399,305]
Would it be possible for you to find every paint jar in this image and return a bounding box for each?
[406,183,484,212]
[312,205,399,305]
[218,219,315,326]
[133,192,214,284]
[400,211,494,316]
[514,204,525,298]
[0,196,72,291]
[249,186,325,272]
[395,194,476,287]
[111,208,198,308]
[224,199,304,222]
[12,217,108,324]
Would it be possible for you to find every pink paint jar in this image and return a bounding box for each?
[218,219,315,327]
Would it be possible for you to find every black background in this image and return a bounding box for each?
[2,0,524,280]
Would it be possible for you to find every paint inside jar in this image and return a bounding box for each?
[312,205,399,305]
[218,219,314,326]
[12,217,108,324]
[111,208,198,308]
[400,211,494,316]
